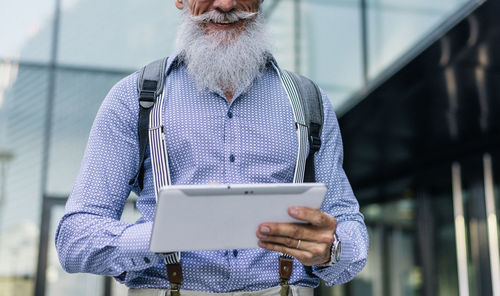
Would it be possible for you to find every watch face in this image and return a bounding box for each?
[335,241,341,262]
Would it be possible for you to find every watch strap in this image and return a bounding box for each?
[316,233,341,267]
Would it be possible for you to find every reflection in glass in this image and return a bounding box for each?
[266,0,295,72]
[361,198,420,296]
[46,69,127,196]
[367,0,468,78]
[0,64,48,295]
[351,225,383,295]
[433,193,459,296]
[458,156,496,296]
[45,206,103,296]
[111,195,141,296]
[301,0,363,109]
[483,154,500,296]
[0,0,55,63]
[57,0,180,70]
[496,154,500,272]
[332,180,459,296]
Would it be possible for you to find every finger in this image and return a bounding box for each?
[258,234,331,257]
[257,234,316,251]
[257,241,314,263]
[257,233,301,249]
[288,207,337,228]
[258,223,333,244]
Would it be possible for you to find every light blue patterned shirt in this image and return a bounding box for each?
[55,51,368,292]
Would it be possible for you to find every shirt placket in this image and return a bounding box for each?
[223,104,240,184]
[223,101,242,287]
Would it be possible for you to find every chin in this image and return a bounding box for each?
[205,29,244,45]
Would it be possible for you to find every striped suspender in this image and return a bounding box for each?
[279,69,309,184]
[148,87,183,296]
[149,82,172,199]
[275,68,310,296]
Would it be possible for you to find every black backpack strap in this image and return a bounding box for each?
[286,71,324,183]
[129,57,168,189]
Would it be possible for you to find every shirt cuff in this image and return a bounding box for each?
[115,221,164,273]
[312,224,355,280]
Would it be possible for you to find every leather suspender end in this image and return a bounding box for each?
[279,257,294,280]
[167,263,182,296]
[166,263,183,284]
[279,257,293,296]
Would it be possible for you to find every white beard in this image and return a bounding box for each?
[175,10,270,94]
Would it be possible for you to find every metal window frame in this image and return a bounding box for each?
[483,154,500,296]
[34,196,113,296]
[451,163,470,296]
[338,0,486,116]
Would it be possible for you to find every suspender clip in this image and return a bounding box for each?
[170,283,180,296]
[280,279,290,296]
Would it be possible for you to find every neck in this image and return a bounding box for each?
[225,91,234,103]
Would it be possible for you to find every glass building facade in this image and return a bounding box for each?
[1,0,496,296]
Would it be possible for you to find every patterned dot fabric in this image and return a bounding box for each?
[55,51,369,292]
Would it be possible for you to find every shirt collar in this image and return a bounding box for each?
[164,48,184,75]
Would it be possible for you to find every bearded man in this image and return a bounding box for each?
[55,0,369,295]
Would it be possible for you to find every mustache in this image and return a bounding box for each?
[189,10,257,24]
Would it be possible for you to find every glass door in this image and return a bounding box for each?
[44,200,105,296]
[319,166,460,296]
[484,153,500,296]
[39,195,140,296]
[450,152,500,296]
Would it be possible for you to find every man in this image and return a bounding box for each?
[55,0,369,295]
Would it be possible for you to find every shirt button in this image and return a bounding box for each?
[229,155,235,162]
[227,111,233,118]
[233,250,238,257]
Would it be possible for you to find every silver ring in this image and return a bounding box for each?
[296,239,301,249]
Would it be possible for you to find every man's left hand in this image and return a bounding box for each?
[256,207,338,266]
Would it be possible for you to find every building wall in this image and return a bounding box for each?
[0,0,475,295]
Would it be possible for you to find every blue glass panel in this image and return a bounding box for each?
[367,0,469,78]
[302,0,363,110]
[45,205,104,296]
[46,69,126,196]
[57,0,180,70]
[0,0,55,63]
[0,64,48,289]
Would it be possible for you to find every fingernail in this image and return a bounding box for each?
[261,226,270,233]
[290,208,299,215]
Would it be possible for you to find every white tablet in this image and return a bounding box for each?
[149,183,327,253]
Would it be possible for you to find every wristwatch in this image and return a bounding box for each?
[316,233,341,267]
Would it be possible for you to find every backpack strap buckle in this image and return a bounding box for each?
[139,90,156,108]
[309,136,321,152]
[139,79,158,108]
